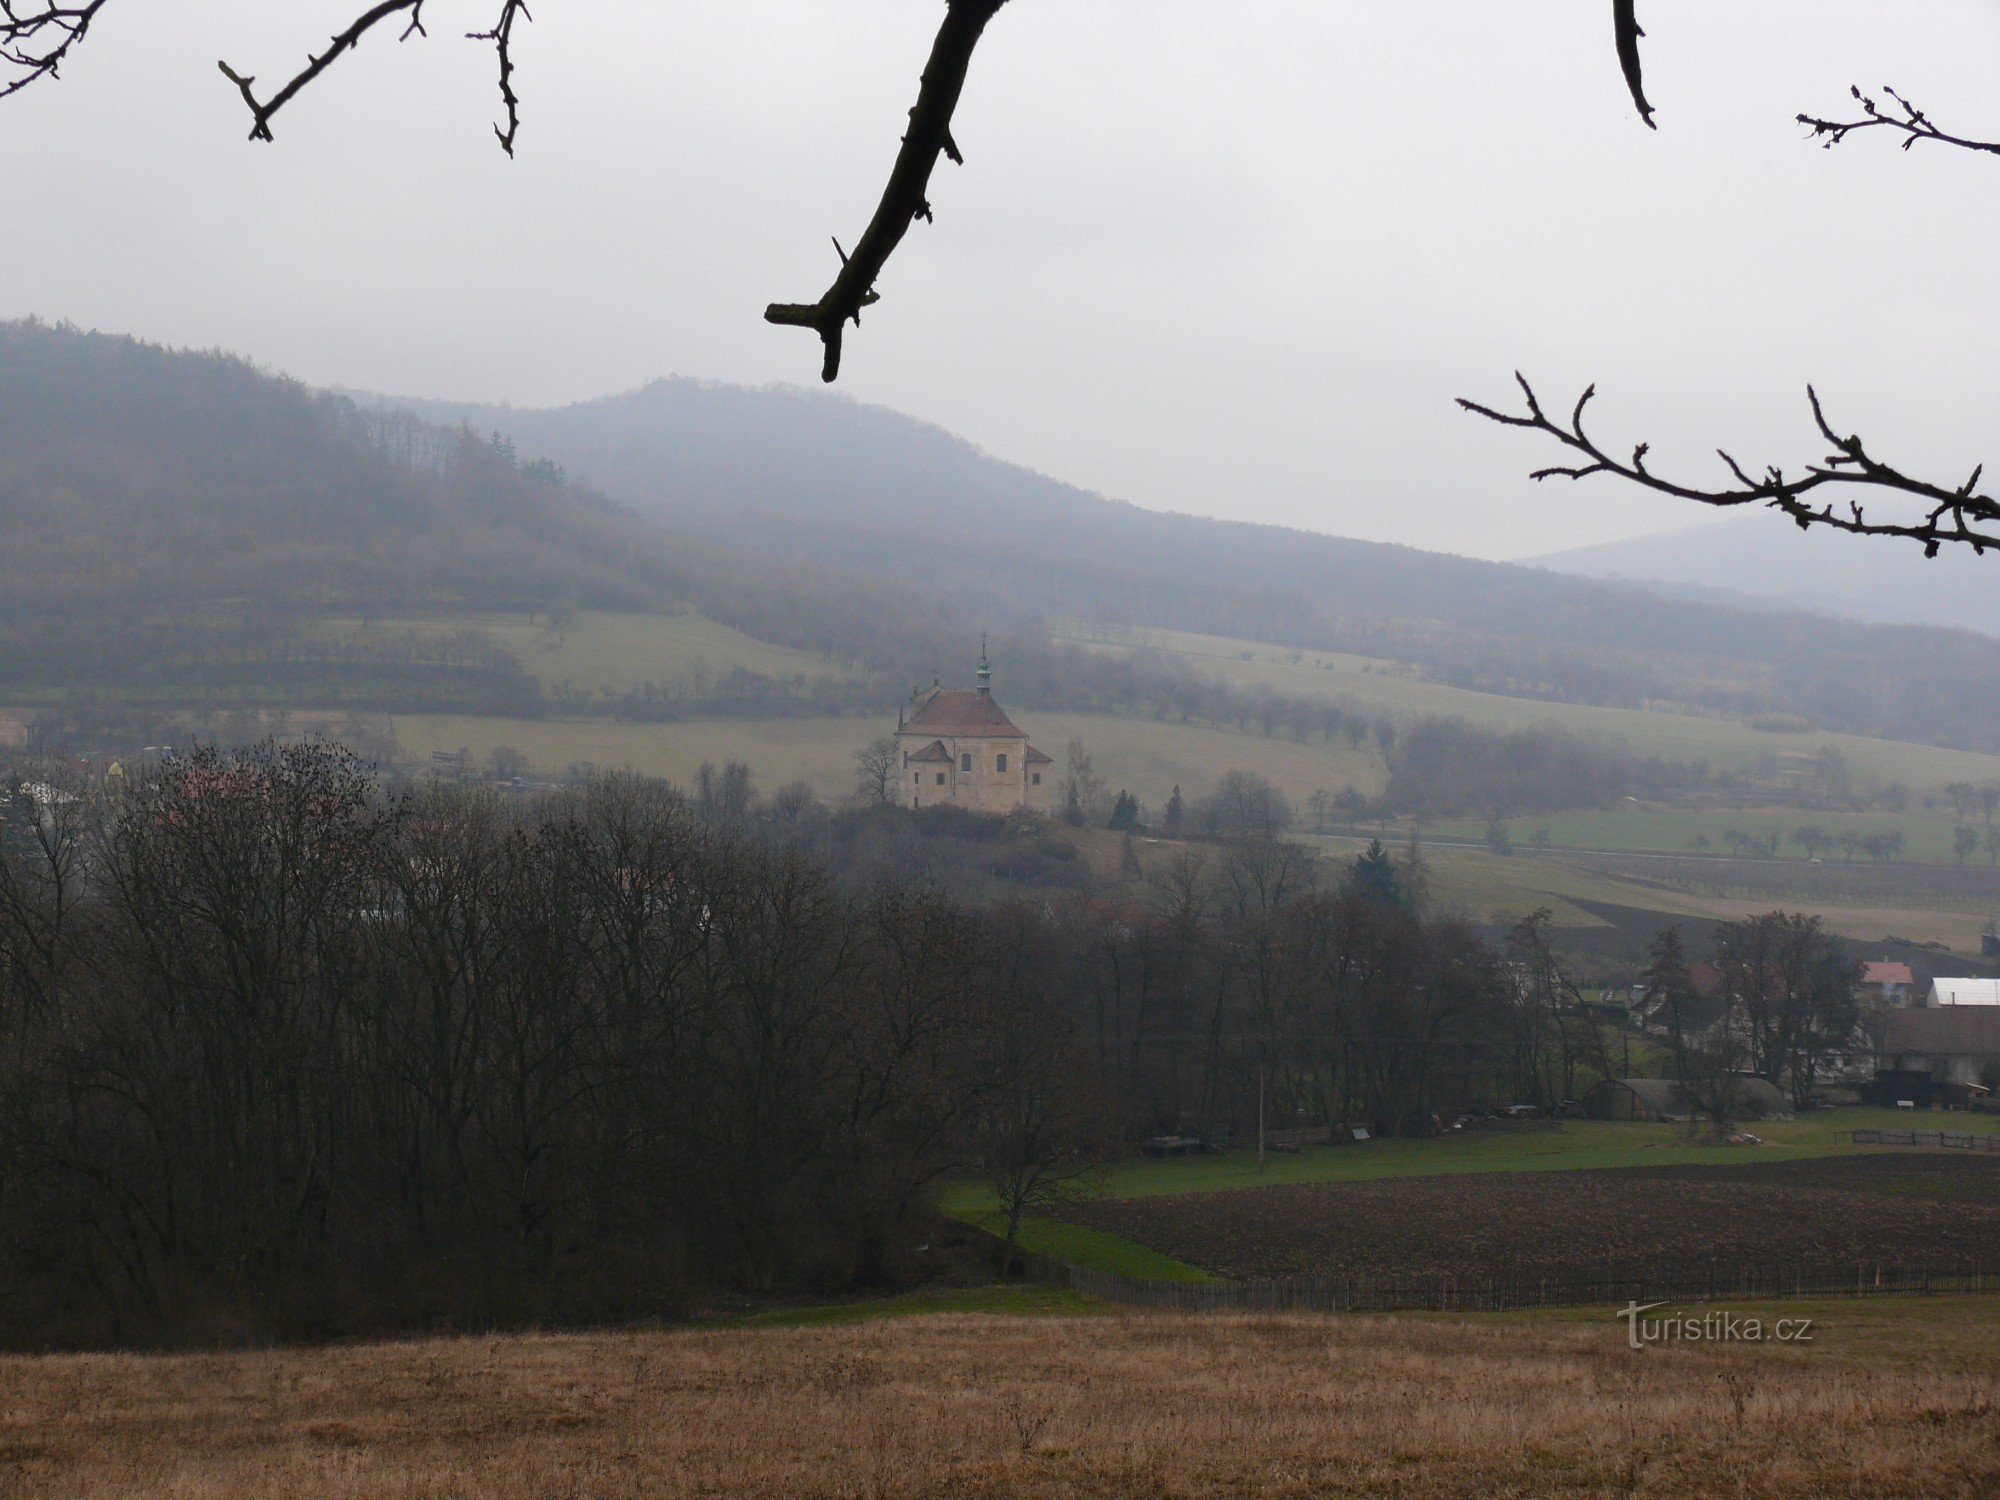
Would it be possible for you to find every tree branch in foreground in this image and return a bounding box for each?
[1458,374,2000,556]
[216,1,529,152]
[1612,0,1655,129]
[0,0,108,100]
[764,0,1010,383]
[1799,85,2000,158]
[466,0,529,158]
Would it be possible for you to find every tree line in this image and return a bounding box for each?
[0,740,1716,1347]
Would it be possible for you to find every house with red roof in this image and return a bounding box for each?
[1860,960,1916,1009]
[894,642,1053,814]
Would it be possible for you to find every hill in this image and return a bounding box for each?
[1533,513,2000,638]
[382,377,2000,756]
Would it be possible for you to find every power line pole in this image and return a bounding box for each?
[1257,1059,1266,1173]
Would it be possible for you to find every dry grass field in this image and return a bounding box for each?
[2,1301,1996,1497]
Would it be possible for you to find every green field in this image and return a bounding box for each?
[1301,833,2000,951]
[314,608,855,695]
[1432,806,1981,865]
[389,707,1382,812]
[1065,625,2000,792]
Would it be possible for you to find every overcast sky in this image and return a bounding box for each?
[6,1,1997,560]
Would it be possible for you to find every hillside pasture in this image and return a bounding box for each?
[3,1301,1995,1497]
[1434,807,1984,866]
[1066,625,2000,793]
[1301,834,2000,952]
[313,608,856,695]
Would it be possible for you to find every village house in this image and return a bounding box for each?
[894,643,1053,815]
[1859,960,1915,1009]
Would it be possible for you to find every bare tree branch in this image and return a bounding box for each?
[1459,375,2000,557]
[0,0,108,100]
[764,0,1011,383]
[466,0,529,158]
[1612,0,1655,130]
[216,1,431,143]
[1799,84,2000,158]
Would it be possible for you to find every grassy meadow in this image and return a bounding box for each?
[5,1297,1995,1496]
[313,608,855,695]
[1432,806,1988,866]
[1066,624,2000,792]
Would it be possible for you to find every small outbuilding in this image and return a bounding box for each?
[1585,1079,1694,1122]
[1585,1076,1791,1122]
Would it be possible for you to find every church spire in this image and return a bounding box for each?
[977,633,991,696]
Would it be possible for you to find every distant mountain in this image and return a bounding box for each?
[1531,515,2000,639]
[377,378,2000,755]
[9,318,2000,759]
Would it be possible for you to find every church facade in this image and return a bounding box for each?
[894,646,1053,815]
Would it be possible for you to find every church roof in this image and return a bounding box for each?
[903,689,1026,738]
[907,739,953,763]
[1024,744,1054,764]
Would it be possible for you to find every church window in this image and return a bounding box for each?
[936,772,946,785]
[961,752,972,772]
[913,772,920,785]
[996,753,1008,772]
[1031,772,1042,785]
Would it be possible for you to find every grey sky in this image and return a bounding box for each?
[6,1,1996,560]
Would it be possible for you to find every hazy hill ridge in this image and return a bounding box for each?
[6,317,2000,757]
[1533,516,2000,639]
[382,376,2000,755]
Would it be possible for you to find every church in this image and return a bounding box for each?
[895,644,1053,814]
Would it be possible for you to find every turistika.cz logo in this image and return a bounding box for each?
[1616,1301,1815,1350]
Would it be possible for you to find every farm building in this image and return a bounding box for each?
[1925,978,2000,1007]
[1585,1076,1792,1123]
[1874,1007,2000,1108]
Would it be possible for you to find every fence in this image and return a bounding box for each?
[1853,1128,2000,1152]
[1067,1260,2000,1314]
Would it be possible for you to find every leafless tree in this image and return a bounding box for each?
[852,734,899,809]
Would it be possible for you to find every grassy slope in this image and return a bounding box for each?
[1071,625,2000,790]
[1303,834,2000,950]
[313,609,854,694]
[1432,806,1981,865]
[8,1298,1994,1495]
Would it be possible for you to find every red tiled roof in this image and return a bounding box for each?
[1863,962,1915,988]
[1024,745,1054,764]
[904,689,1025,738]
[907,739,953,763]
